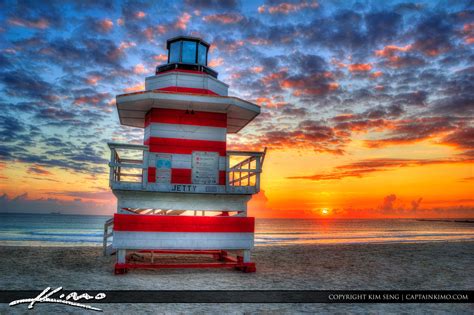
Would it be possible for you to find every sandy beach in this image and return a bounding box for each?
[1,242,473,314]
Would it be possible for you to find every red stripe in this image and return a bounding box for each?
[148,167,156,183]
[156,69,207,76]
[219,170,226,185]
[113,214,255,233]
[145,108,227,128]
[146,137,226,156]
[158,86,219,96]
[171,168,191,184]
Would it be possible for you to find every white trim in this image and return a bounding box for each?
[145,123,226,142]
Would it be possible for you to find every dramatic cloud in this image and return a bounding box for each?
[202,13,243,24]
[364,117,462,148]
[8,17,50,29]
[288,157,473,181]
[258,1,318,14]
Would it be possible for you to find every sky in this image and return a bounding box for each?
[0,0,473,218]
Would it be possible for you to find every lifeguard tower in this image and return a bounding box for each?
[103,36,266,274]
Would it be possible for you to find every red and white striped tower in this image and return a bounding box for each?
[106,36,265,274]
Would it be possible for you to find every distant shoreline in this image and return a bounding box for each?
[0,212,474,220]
[416,219,474,224]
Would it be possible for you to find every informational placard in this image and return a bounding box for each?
[155,154,171,183]
[192,151,219,185]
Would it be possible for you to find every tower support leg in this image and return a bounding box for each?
[115,249,128,274]
[243,250,251,263]
[117,249,126,263]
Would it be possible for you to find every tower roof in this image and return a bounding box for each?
[116,90,260,133]
[166,36,210,49]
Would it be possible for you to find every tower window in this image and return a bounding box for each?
[169,41,181,63]
[198,43,207,65]
[182,41,197,64]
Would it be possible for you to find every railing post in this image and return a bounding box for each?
[256,153,261,192]
[109,148,115,187]
[248,156,251,186]
[143,150,149,189]
[103,222,108,256]
[226,153,230,192]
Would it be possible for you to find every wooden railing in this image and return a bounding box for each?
[103,217,115,256]
[108,143,148,189]
[107,142,266,194]
[226,148,266,191]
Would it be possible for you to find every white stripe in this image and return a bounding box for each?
[113,231,254,250]
[145,123,226,142]
[147,153,226,170]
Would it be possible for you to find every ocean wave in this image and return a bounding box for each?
[26,231,103,237]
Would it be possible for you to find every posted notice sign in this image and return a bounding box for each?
[192,151,219,185]
[155,154,172,183]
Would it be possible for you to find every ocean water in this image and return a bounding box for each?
[0,213,473,247]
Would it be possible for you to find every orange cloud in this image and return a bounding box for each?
[106,41,136,61]
[118,41,136,50]
[134,11,146,19]
[462,23,474,44]
[251,66,263,73]
[374,44,426,68]
[248,38,270,45]
[73,92,110,106]
[99,18,113,32]
[288,157,472,181]
[333,59,376,74]
[143,27,154,42]
[156,25,167,34]
[8,17,49,29]
[175,12,191,30]
[375,44,412,58]
[202,13,243,24]
[254,97,287,108]
[212,39,245,53]
[364,117,460,148]
[258,1,318,14]
[208,58,224,67]
[153,54,168,62]
[348,63,372,72]
[261,70,287,85]
[133,64,147,74]
[371,71,383,78]
[124,83,145,93]
[86,75,102,86]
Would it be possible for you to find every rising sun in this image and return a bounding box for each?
[321,208,329,215]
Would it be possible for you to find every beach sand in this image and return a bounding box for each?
[1,242,473,314]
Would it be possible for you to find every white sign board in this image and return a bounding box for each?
[155,154,171,183]
[192,151,219,185]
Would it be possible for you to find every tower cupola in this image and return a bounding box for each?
[156,36,217,78]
